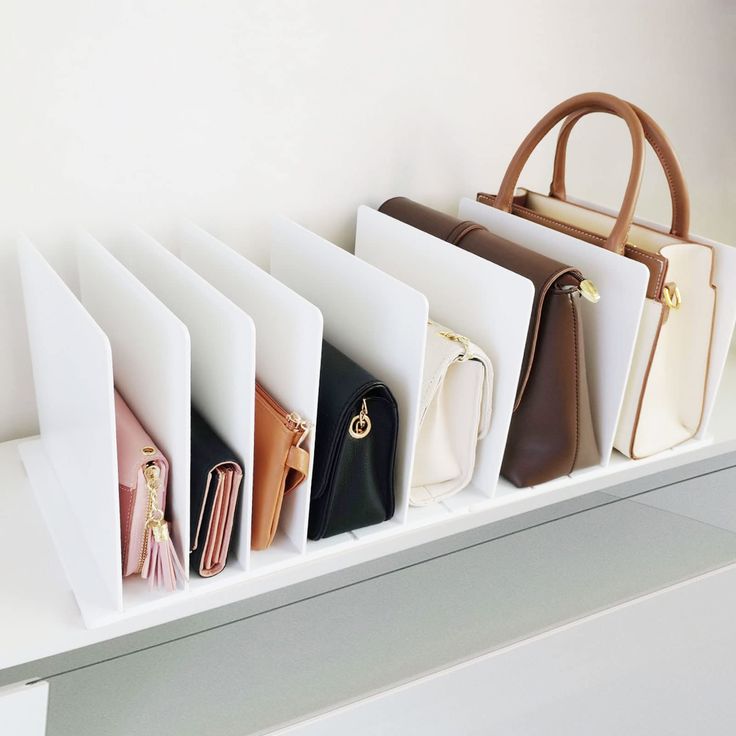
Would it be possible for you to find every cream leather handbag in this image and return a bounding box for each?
[477,92,716,459]
[410,321,493,506]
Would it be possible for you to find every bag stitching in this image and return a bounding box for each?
[647,136,679,232]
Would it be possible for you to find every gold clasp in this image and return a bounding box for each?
[663,282,682,311]
[349,399,372,439]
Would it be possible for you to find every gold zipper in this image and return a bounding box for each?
[257,384,308,431]
[286,411,308,431]
[287,412,312,448]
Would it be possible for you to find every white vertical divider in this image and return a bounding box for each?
[689,236,736,439]
[108,229,256,575]
[459,198,650,470]
[270,217,429,536]
[179,223,323,565]
[16,238,122,626]
[76,234,191,605]
[355,207,534,510]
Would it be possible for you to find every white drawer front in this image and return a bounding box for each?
[271,564,736,735]
[0,680,48,736]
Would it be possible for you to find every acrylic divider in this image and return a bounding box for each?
[109,228,256,578]
[17,237,122,627]
[354,207,535,517]
[179,223,323,568]
[270,217,429,543]
[76,234,192,613]
[689,234,736,438]
[459,198,650,477]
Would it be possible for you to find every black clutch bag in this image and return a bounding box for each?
[190,407,243,577]
[308,341,398,540]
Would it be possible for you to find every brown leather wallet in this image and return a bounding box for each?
[251,383,310,550]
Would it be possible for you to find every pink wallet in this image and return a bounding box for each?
[115,390,184,591]
[191,464,242,577]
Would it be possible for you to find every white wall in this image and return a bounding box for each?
[1,0,734,441]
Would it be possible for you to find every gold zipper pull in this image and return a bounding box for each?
[286,411,302,429]
[139,460,185,591]
[144,462,164,527]
[578,279,600,303]
[286,411,311,447]
[135,461,163,574]
[286,411,310,432]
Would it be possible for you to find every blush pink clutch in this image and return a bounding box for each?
[115,390,184,591]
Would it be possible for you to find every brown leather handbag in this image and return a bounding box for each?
[379,197,599,487]
[251,383,310,549]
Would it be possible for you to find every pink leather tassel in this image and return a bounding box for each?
[141,522,185,592]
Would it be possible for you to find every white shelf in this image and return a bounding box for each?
[1,348,735,672]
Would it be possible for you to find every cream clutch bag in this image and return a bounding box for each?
[410,321,493,506]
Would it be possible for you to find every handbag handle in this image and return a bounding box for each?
[549,103,691,239]
[494,92,646,254]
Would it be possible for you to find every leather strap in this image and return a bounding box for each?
[284,445,309,495]
[494,92,646,255]
[549,103,690,239]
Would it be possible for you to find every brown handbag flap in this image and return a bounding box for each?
[378,197,584,408]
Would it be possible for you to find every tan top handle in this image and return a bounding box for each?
[550,102,691,239]
[494,92,646,255]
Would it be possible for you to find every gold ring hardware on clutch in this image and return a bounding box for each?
[438,330,473,361]
[141,446,156,456]
[349,399,372,440]
[663,282,682,310]
[578,279,601,304]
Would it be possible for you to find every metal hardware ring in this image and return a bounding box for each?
[349,414,372,439]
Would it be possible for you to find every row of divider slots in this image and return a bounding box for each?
[17,200,733,626]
